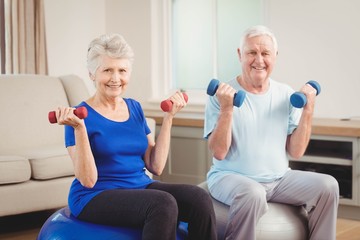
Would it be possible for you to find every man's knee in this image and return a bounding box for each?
[231,186,267,213]
[320,174,339,197]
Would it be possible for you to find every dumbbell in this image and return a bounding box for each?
[290,80,321,108]
[48,106,88,124]
[160,92,189,112]
[207,79,246,107]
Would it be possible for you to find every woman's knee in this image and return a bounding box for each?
[191,186,213,207]
[142,191,178,240]
[148,191,178,221]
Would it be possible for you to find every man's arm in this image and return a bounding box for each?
[286,84,317,159]
[208,83,236,160]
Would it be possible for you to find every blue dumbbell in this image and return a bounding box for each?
[207,79,246,107]
[290,80,321,108]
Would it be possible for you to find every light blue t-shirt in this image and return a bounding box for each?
[65,99,154,217]
[204,78,301,185]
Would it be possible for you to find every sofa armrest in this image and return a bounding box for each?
[59,75,91,107]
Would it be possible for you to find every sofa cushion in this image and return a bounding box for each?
[0,177,73,217]
[26,145,74,180]
[0,156,31,184]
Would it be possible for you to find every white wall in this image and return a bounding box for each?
[44,0,360,119]
[44,0,152,100]
[265,0,360,119]
[104,0,152,101]
[44,0,106,95]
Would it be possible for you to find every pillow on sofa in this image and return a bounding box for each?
[25,145,74,180]
[0,156,31,184]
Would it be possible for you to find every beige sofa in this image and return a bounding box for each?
[0,74,91,217]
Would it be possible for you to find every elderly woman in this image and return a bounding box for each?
[55,33,217,240]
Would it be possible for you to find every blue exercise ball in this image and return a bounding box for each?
[37,207,188,240]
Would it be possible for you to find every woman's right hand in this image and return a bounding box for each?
[55,107,84,128]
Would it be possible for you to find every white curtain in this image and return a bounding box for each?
[4,0,47,74]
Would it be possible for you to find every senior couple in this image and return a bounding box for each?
[54,25,339,240]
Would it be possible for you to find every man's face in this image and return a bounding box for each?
[238,35,277,84]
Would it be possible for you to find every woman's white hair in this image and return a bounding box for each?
[239,25,278,53]
[87,33,134,75]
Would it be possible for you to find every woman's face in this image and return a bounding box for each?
[238,35,277,85]
[92,55,132,99]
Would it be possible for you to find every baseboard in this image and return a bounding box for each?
[338,205,360,220]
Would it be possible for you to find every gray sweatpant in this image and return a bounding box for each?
[208,170,339,240]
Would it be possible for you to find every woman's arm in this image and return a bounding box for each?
[143,92,186,175]
[57,107,98,188]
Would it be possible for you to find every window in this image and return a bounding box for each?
[173,0,263,102]
[149,0,263,111]
[171,0,213,91]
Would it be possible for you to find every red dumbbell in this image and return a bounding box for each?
[48,106,88,124]
[160,92,188,112]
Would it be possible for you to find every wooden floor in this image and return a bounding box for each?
[0,210,360,240]
[337,218,360,240]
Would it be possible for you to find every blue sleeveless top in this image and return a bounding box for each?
[65,98,154,217]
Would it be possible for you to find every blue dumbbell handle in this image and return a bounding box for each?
[290,80,321,108]
[207,79,246,107]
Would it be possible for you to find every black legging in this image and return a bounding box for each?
[77,182,217,240]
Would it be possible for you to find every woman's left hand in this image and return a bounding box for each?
[167,91,187,116]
